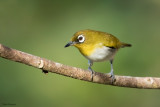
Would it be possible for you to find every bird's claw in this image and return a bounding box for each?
[109,72,116,84]
[88,67,94,81]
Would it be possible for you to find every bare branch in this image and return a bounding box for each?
[0,43,160,89]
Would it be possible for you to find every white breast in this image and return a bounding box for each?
[85,46,117,62]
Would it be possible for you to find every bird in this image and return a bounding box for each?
[65,29,131,82]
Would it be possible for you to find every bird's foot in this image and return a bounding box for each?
[88,67,94,81]
[108,72,115,84]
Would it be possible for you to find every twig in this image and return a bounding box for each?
[0,43,160,89]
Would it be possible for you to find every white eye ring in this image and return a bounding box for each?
[77,35,85,43]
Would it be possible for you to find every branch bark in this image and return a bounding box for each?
[0,43,160,89]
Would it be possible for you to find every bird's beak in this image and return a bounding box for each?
[65,41,75,48]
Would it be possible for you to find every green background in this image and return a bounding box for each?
[1,0,160,107]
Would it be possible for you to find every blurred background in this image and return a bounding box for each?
[0,0,160,107]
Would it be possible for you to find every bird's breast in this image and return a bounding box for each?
[84,46,117,62]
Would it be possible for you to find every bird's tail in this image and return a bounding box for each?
[121,42,132,48]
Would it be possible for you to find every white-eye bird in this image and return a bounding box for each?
[65,29,131,82]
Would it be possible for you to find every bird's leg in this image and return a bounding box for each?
[109,60,115,83]
[88,60,94,80]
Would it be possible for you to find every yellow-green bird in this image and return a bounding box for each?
[65,29,131,81]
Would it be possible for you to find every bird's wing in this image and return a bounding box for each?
[102,33,122,49]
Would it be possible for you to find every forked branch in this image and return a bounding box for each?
[0,43,160,89]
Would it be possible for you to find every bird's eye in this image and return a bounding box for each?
[77,35,85,43]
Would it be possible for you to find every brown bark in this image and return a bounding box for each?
[0,43,160,89]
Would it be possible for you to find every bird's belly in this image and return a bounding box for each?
[85,46,117,62]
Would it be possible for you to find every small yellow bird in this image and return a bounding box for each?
[65,29,131,81]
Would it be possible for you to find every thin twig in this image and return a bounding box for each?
[0,43,160,89]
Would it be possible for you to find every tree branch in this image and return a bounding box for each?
[0,43,160,89]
